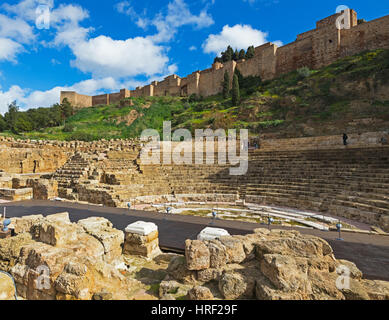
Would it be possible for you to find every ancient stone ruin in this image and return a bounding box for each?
[1,133,389,233]
[1,213,388,300]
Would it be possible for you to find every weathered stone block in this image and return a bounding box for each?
[31,219,79,247]
[123,221,160,258]
[188,286,214,300]
[185,240,210,271]
[78,217,124,262]
[218,236,246,264]
[10,215,44,235]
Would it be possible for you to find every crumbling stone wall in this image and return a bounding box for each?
[1,213,135,300]
[0,148,66,174]
[177,229,389,300]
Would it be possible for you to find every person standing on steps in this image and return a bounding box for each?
[343,133,348,146]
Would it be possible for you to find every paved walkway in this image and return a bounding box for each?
[3,200,389,281]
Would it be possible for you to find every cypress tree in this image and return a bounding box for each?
[246,46,255,59]
[233,49,239,61]
[238,49,246,60]
[214,56,222,64]
[234,67,244,87]
[232,74,240,106]
[222,71,230,99]
[223,45,234,62]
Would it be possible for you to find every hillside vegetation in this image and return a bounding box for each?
[1,49,389,141]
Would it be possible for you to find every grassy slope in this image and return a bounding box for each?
[4,49,389,141]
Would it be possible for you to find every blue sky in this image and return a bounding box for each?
[0,0,388,113]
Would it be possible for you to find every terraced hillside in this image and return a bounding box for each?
[2,49,389,141]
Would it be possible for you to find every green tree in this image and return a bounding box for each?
[232,74,240,106]
[0,114,6,132]
[14,113,33,132]
[222,46,234,62]
[234,67,244,87]
[5,101,20,134]
[222,71,230,99]
[61,98,74,118]
[239,49,246,60]
[233,49,239,61]
[214,56,222,64]
[246,46,255,59]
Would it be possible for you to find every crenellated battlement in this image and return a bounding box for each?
[60,9,389,109]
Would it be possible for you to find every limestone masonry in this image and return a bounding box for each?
[2,213,388,300]
[60,9,389,108]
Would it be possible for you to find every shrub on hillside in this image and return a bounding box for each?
[66,131,97,142]
[297,67,312,79]
[63,123,75,132]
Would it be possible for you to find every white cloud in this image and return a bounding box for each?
[50,3,89,26]
[70,35,170,78]
[273,40,283,47]
[0,12,35,62]
[203,24,270,55]
[115,1,137,17]
[0,0,214,111]
[0,85,27,114]
[0,38,23,62]
[115,0,214,43]
[149,0,214,43]
[0,14,35,43]
[2,0,53,21]
[50,58,60,65]
[52,0,213,79]
[189,45,197,51]
[72,36,169,78]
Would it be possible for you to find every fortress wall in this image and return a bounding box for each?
[108,92,122,104]
[187,72,201,96]
[60,91,76,105]
[59,11,389,103]
[60,91,92,109]
[154,75,181,96]
[236,57,260,78]
[340,15,389,58]
[198,61,236,97]
[130,87,143,98]
[275,37,314,76]
[75,93,93,109]
[258,44,278,80]
[92,94,109,106]
[311,27,341,69]
[297,29,316,41]
[316,10,357,30]
[120,89,131,98]
[143,85,154,97]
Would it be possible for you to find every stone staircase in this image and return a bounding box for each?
[126,146,389,228]
[53,153,91,198]
[55,142,389,230]
[239,147,389,226]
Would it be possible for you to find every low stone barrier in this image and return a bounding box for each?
[123,221,161,258]
[179,229,389,300]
